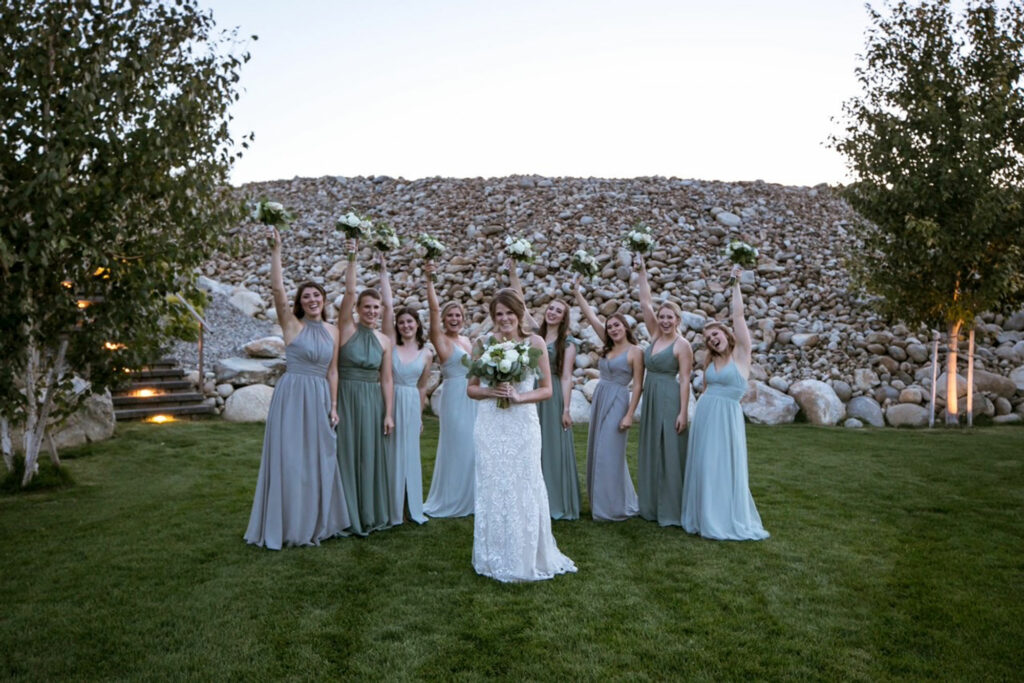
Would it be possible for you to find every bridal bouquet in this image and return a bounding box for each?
[464,336,542,409]
[623,222,655,255]
[335,211,373,240]
[725,240,759,285]
[373,222,400,252]
[416,233,446,260]
[569,249,600,278]
[504,235,535,263]
[251,200,292,247]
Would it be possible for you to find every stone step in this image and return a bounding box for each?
[114,403,217,421]
[112,392,205,408]
[114,378,194,393]
[129,367,186,381]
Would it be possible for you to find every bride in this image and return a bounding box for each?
[466,288,578,583]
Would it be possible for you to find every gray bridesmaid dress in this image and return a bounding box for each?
[637,343,685,527]
[245,322,349,549]
[423,346,477,518]
[386,347,428,525]
[336,324,390,536]
[585,351,639,521]
[681,360,769,540]
[537,340,581,520]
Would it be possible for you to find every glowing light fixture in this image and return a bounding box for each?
[132,388,159,398]
[76,300,92,309]
[145,414,176,424]
[104,342,127,351]
[61,280,73,289]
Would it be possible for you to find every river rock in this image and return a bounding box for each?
[885,403,930,428]
[229,286,264,317]
[973,369,1017,398]
[214,357,287,386]
[741,381,799,425]
[223,384,275,422]
[789,379,845,425]
[845,396,884,427]
[244,336,286,358]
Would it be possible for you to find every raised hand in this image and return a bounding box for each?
[267,226,281,250]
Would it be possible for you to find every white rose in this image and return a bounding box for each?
[504,348,519,364]
[498,359,512,373]
[345,212,359,226]
[266,201,283,212]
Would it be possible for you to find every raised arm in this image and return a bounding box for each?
[425,261,452,361]
[379,253,395,343]
[573,278,607,344]
[636,254,658,335]
[619,345,644,431]
[730,264,752,370]
[337,238,358,340]
[506,258,539,332]
[268,227,300,344]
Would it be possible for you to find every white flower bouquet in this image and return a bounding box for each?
[416,233,446,260]
[569,249,600,278]
[251,200,292,227]
[464,336,542,408]
[725,240,759,285]
[373,222,400,252]
[335,211,373,240]
[504,235,535,263]
[623,222,655,255]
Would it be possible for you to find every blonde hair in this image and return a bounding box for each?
[701,321,736,370]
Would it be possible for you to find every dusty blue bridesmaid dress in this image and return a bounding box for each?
[585,351,639,521]
[637,343,685,527]
[681,360,769,540]
[386,347,428,525]
[423,346,477,518]
[245,322,349,549]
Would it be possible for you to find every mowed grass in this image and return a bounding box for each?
[1,419,1022,680]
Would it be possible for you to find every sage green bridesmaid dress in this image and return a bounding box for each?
[537,340,581,520]
[336,324,390,536]
[637,343,685,527]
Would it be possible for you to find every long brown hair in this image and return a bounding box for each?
[538,299,571,376]
[701,321,736,370]
[293,282,328,321]
[394,307,426,349]
[602,313,637,357]
[489,288,528,337]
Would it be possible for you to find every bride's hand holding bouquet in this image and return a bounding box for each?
[464,336,542,409]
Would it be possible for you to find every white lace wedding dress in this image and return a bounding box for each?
[472,378,578,582]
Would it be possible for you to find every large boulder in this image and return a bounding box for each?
[885,403,930,428]
[845,396,884,427]
[244,336,286,359]
[972,369,1016,398]
[789,379,845,425]
[229,286,264,317]
[741,381,799,425]
[569,389,591,424]
[1011,365,1024,392]
[214,357,286,387]
[10,382,116,453]
[222,384,275,422]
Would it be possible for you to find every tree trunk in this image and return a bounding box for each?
[945,320,963,426]
[928,331,939,428]
[966,327,975,428]
[21,336,69,486]
[1,417,12,472]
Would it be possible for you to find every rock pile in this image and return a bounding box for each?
[192,174,1024,427]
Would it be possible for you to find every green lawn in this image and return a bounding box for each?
[1,419,1022,680]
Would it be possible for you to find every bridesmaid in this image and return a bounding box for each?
[681,265,769,541]
[422,261,477,518]
[336,238,394,536]
[573,279,642,522]
[507,261,581,520]
[379,255,431,525]
[245,227,349,549]
[636,255,693,527]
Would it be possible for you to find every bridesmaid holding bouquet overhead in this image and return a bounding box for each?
[681,265,769,541]
[573,279,642,522]
[379,255,431,525]
[422,261,477,518]
[335,238,394,536]
[245,226,349,549]
[507,260,581,520]
[635,254,692,527]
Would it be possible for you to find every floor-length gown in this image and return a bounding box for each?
[473,378,577,582]
[585,352,639,521]
[681,360,769,541]
[245,322,349,549]
[423,346,476,517]
[537,341,581,520]
[386,347,428,525]
[637,343,685,527]
[336,324,390,536]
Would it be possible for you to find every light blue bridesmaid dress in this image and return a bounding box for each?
[386,347,428,525]
[423,346,477,517]
[681,359,769,540]
[245,322,349,549]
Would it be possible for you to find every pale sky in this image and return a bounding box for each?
[202,0,871,187]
